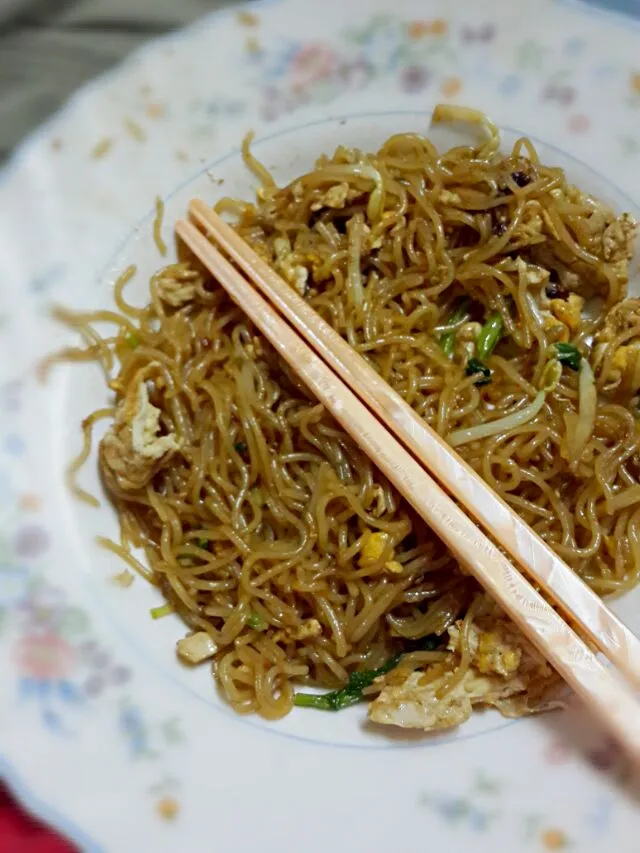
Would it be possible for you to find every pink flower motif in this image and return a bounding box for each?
[13,524,49,558]
[568,114,590,134]
[14,632,75,680]
[290,44,336,88]
[401,65,431,93]
[337,57,373,89]
[544,738,571,765]
[542,83,575,106]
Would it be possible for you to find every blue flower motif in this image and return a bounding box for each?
[58,679,83,703]
[0,563,30,607]
[28,263,67,295]
[42,707,64,733]
[498,74,522,97]
[585,796,613,836]
[0,468,12,507]
[564,37,585,56]
[3,434,25,456]
[119,701,155,758]
[467,59,493,81]
[592,64,616,80]
[437,796,470,822]
[0,380,21,413]
[259,40,301,80]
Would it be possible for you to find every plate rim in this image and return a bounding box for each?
[1,0,639,848]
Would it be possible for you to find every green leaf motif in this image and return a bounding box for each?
[516,40,548,70]
[59,607,91,638]
[161,716,185,745]
[620,135,640,158]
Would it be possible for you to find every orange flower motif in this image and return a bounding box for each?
[632,72,640,94]
[408,19,447,38]
[19,492,42,512]
[145,102,165,120]
[441,77,462,98]
[541,829,567,850]
[408,21,429,39]
[157,797,180,820]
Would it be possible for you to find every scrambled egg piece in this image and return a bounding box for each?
[273,236,310,296]
[360,531,391,565]
[361,221,384,251]
[512,210,545,246]
[600,341,640,396]
[177,631,217,664]
[271,619,323,645]
[549,293,584,333]
[499,257,549,287]
[294,619,323,640]
[291,181,304,202]
[528,200,635,301]
[359,530,404,574]
[542,315,570,343]
[367,484,387,518]
[597,298,640,343]
[517,257,549,286]
[602,213,636,263]
[100,379,178,493]
[454,320,482,363]
[155,276,197,308]
[439,189,462,206]
[368,608,563,731]
[111,570,134,588]
[593,299,640,395]
[611,345,640,375]
[310,182,351,211]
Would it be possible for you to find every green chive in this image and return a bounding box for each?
[553,342,582,372]
[246,612,267,631]
[465,357,492,386]
[476,311,504,361]
[439,299,471,359]
[150,603,174,620]
[294,654,401,711]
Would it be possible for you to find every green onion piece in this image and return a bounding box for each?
[125,332,140,349]
[246,612,267,631]
[294,654,401,711]
[553,342,582,372]
[476,311,504,361]
[195,538,209,550]
[465,357,492,386]
[150,603,174,620]
[234,442,248,453]
[439,299,471,359]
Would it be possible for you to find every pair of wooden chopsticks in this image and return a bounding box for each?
[177,200,640,761]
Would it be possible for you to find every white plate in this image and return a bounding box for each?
[1,0,640,850]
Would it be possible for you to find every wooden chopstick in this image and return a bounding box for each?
[177,217,640,762]
[188,199,640,691]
